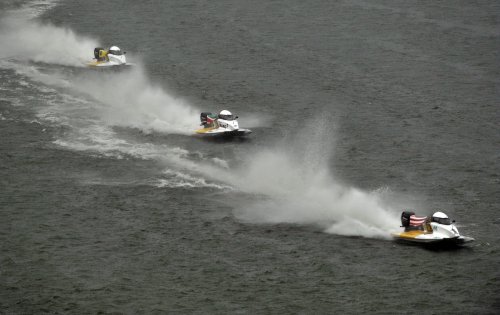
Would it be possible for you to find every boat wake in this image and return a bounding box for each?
[0,13,96,66]
[0,0,402,239]
[228,120,401,239]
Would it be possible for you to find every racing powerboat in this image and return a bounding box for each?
[195,110,252,137]
[88,46,127,67]
[392,211,474,246]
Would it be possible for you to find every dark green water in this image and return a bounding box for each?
[1,0,499,313]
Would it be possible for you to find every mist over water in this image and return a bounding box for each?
[231,117,400,238]
[0,15,97,66]
[72,69,200,135]
[2,0,498,313]
[0,4,201,135]
[0,4,401,239]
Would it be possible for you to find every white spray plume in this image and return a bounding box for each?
[0,4,401,239]
[231,116,400,239]
[0,15,97,66]
[72,68,200,135]
[232,150,399,239]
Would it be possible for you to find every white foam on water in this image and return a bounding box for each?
[0,3,403,239]
[211,157,230,169]
[155,170,233,190]
[230,150,399,239]
[228,117,401,239]
[4,60,71,88]
[1,60,200,137]
[0,16,97,67]
[0,0,95,67]
[8,0,61,19]
[71,68,200,135]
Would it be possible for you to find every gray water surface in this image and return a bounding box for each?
[1,0,499,314]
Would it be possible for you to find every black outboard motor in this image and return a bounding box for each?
[94,47,104,60]
[401,211,415,227]
[200,112,212,127]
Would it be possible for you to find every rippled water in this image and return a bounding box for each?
[1,0,499,313]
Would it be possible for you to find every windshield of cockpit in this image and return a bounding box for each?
[432,217,451,225]
[108,50,123,55]
[219,114,234,120]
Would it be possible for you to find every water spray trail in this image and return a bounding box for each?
[0,1,400,239]
[71,69,200,135]
[227,117,400,239]
[0,15,97,67]
[0,3,200,135]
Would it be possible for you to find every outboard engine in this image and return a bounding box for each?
[94,47,104,60]
[401,211,415,227]
[200,112,214,127]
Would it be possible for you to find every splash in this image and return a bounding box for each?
[155,170,233,190]
[0,12,199,135]
[0,1,401,239]
[3,59,200,136]
[230,117,400,239]
[0,15,97,67]
[71,68,200,135]
[231,150,399,239]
